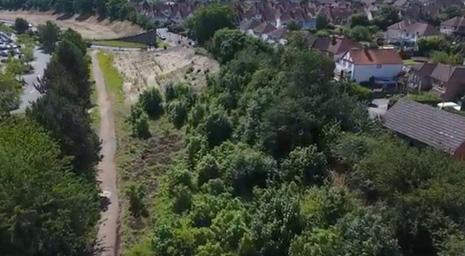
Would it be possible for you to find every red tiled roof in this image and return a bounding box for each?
[348,48,402,65]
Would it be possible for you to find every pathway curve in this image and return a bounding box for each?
[92,50,120,256]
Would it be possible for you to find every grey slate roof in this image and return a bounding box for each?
[383,99,465,154]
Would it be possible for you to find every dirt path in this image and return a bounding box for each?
[92,51,120,256]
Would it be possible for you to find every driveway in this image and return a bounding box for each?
[368,98,390,120]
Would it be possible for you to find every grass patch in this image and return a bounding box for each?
[402,59,420,66]
[92,40,146,48]
[96,51,124,100]
[89,57,100,130]
[407,91,442,104]
[0,23,13,33]
[156,38,169,49]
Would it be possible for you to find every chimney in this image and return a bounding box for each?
[364,48,373,62]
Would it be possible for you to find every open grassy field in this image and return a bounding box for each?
[93,40,147,49]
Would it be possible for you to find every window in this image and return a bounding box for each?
[376,64,382,69]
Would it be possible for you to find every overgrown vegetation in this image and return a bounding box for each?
[120,28,465,256]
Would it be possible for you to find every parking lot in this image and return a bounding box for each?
[0,32,20,59]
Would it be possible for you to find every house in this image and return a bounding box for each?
[408,63,465,100]
[440,16,465,36]
[267,27,289,44]
[252,22,277,40]
[430,64,465,101]
[385,20,439,50]
[408,62,437,90]
[383,99,465,160]
[317,4,353,25]
[335,48,403,83]
[312,35,362,61]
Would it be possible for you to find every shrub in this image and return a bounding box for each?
[204,111,232,148]
[14,18,29,34]
[125,183,147,218]
[127,105,151,138]
[139,87,163,119]
[167,100,188,129]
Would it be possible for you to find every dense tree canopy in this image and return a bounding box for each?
[0,119,99,256]
[37,21,61,53]
[187,4,235,45]
[27,28,100,177]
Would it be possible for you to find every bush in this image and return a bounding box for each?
[204,111,232,148]
[280,145,328,185]
[127,105,151,138]
[14,18,29,34]
[349,83,373,101]
[167,100,188,129]
[349,26,371,42]
[125,183,147,218]
[139,87,163,119]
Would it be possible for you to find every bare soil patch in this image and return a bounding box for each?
[112,46,219,103]
[0,10,144,40]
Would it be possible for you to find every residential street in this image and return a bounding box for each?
[92,51,120,256]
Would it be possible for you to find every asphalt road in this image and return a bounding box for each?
[12,47,51,113]
[92,51,120,256]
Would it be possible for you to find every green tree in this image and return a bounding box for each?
[73,0,93,14]
[280,145,328,185]
[336,207,400,255]
[62,28,88,55]
[139,87,164,119]
[0,72,21,118]
[37,21,61,53]
[417,36,447,55]
[222,143,277,196]
[27,92,101,177]
[0,119,99,256]
[127,104,151,138]
[350,14,370,28]
[430,50,462,65]
[441,5,463,20]
[373,6,400,30]
[316,15,328,30]
[95,0,108,17]
[187,4,234,45]
[204,110,232,147]
[14,18,29,34]
[287,21,302,31]
[289,228,343,256]
[349,25,371,42]
[167,99,188,129]
[125,183,147,218]
[250,185,303,256]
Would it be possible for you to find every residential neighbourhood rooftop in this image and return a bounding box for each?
[383,99,465,158]
[348,48,403,65]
